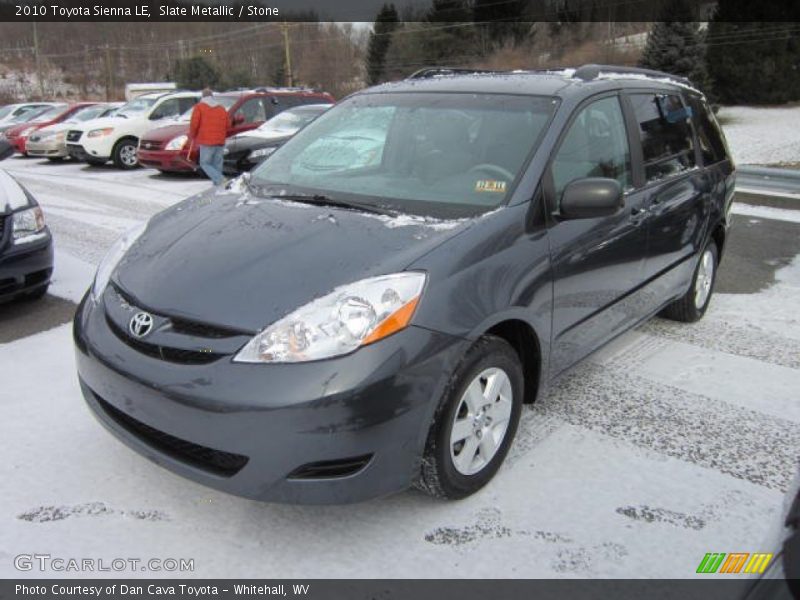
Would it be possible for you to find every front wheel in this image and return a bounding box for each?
[661,242,719,322]
[112,138,139,169]
[415,336,523,500]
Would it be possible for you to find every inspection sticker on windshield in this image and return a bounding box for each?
[475,179,507,193]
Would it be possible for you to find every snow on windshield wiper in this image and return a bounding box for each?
[265,192,395,216]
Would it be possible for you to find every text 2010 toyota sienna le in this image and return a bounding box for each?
[74,65,735,504]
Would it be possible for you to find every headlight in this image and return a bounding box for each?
[12,206,46,240]
[250,146,276,159]
[234,272,426,363]
[91,223,146,301]
[165,135,188,151]
[87,128,114,138]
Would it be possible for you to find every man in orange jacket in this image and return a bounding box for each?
[189,88,229,186]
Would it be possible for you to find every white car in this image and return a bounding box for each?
[26,103,123,161]
[0,102,62,133]
[65,91,199,168]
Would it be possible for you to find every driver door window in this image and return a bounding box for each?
[551,96,631,211]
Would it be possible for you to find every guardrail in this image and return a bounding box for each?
[736,166,800,198]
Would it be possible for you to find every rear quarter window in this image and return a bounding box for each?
[686,95,729,165]
[630,93,696,183]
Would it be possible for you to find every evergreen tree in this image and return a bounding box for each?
[421,0,479,66]
[638,0,711,94]
[707,0,800,104]
[473,0,530,48]
[366,4,400,85]
[172,56,220,90]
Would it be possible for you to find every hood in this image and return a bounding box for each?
[32,121,73,136]
[114,187,472,332]
[226,134,290,153]
[0,170,30,213]
[70,115,137,132]
[142,122,189,142]
[4,121,44,137]
[238,128,295,141]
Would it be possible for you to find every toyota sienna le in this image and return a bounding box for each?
[74,65,735,504]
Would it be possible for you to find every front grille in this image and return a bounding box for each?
[94,393,249,477]
[139,139,163,151]
[66,130,82,143]
[288,455,373,480]
[170,317,246,339]
[0,215,6,242]
[106,315,224,365]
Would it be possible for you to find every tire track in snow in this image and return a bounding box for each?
[639,316,800,370]
[534,362,800,491]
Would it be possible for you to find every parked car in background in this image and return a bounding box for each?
[0,102,61,131]
[0,137,53,302]
[137,88,334,174]
[65,91,201,169]
[222,103,332,175]
[27,103,123,161]
[4,103,96,155]
[73,65,734,504]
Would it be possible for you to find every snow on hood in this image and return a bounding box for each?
[0,170,30,212]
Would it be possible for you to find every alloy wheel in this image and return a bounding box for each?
[694,248,714,309]
[449,367,513,476]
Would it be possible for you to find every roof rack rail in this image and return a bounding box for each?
[573,64,691,86]
[406,67,504,80]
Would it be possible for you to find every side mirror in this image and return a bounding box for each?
[560,177,623,220]
[0,138,13,161]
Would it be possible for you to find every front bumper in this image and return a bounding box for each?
[137,149,196,172]
[0,230,54,300]
[66,141,111,163]
[73,293,469,504]
[27,138,67,158]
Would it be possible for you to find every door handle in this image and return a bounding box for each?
[630,206,648,223]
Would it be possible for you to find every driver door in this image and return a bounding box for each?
[546,94,649,374]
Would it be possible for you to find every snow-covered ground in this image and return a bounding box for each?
[0,157,799,579]
[719,104,800,166]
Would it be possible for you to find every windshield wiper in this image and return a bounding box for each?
[268,193,396,216]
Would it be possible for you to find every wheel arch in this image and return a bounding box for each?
[482,318,543,405]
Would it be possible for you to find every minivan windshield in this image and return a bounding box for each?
[250,92,557,218]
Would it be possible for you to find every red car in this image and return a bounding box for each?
[4,103,98,155]
[137,89,334,173]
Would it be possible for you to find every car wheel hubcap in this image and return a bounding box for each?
[450,367,513,476]
[120,144,137,166]
[694,249,714,309]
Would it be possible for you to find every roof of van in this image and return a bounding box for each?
[365,65,700,98]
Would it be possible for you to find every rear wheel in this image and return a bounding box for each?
[112,138,139,169]
[661,242,718,322]
[415,336,523,499]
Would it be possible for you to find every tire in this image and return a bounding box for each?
[86,158,106,167]
[661,242,719,323]
[111,138,139,169]
[415,335,524,500]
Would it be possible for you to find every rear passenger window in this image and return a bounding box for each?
[686,95,728,165]
[630,93,696,183]
[551,96,631,208]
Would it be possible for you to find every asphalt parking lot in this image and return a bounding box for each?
[1,156,798,578]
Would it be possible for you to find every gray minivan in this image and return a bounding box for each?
[74,65,734,504]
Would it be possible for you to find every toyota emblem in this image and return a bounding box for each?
[129,311,154,338]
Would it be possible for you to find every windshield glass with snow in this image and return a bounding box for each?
[0,106,15,120]
[70,105,109,122]
[251,93,556,218]
[117,97,157,116]
[29,105,68,122]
